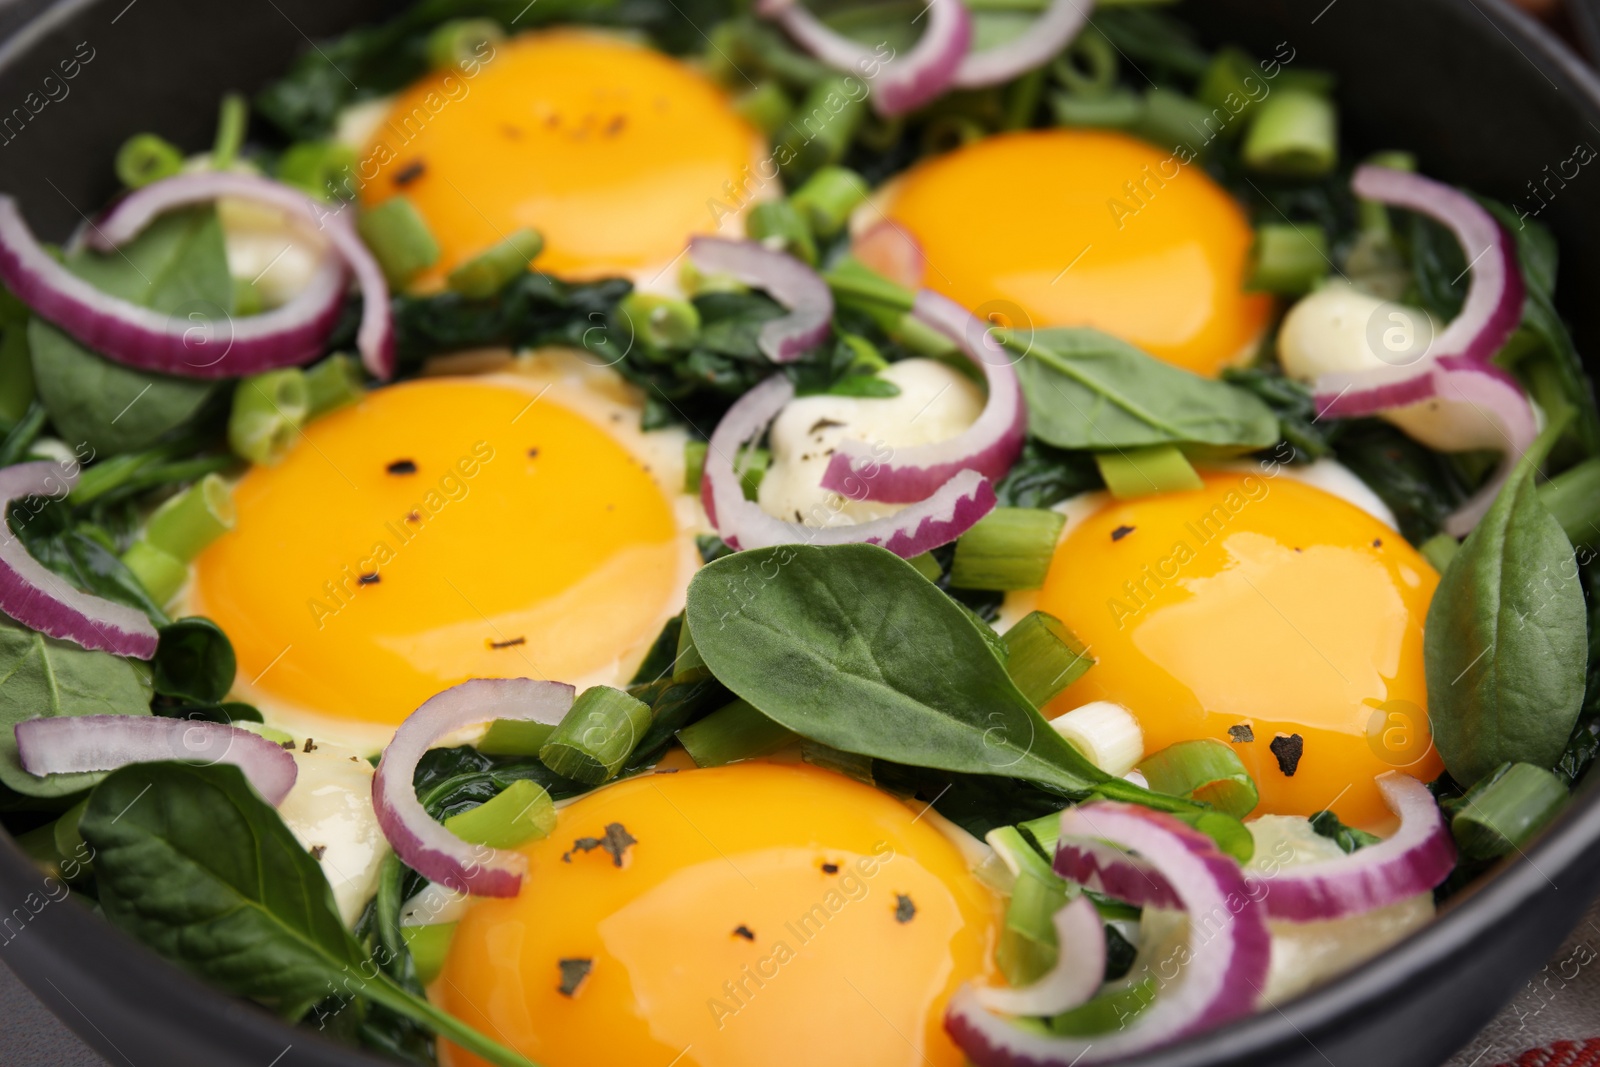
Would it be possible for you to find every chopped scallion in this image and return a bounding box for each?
[426,18,505,72]
[477,720,556,757]
[1247,223,1329,295]
[232,278,263,317]
[1450,762,1567,861]
[229,368,310,466]
[1049,700,1143,777]
[121,539,187,605]
[1138,739,1259,819]
[401,923,457,985]
[677,699,797,767]
[356,197,441,289]
[1049,89,1144,131]
[539,686,653,785]
[304,353,365,418]
[1002,611,1094,709]
[736,445,770,502]
[745,199,817,266]
[443,778,557,849]
[996,865,1070,989]
[907,552,943,583]
[779,76,866,180]
[1051,28,1119,97]
[683,439,708,494]
[840,333,889,376]
[1356,150,1417,237]
[1095,445,1202,499]
[1136,88,1217,152]
[115,133,183,190]
[1049,979,1155,1036]
[733,81,793,136]
[951,508,1067,590]
[144,474,235,563]
[212,93,248,170]
[1242,87,1337,177]
[790,166,869,237]
[447,228,543,299]
[620,292,701,356]
[824,256,917,317]
[277,140,358,200]
[1194,48,1259,131]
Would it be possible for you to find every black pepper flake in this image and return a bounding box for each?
[1227,724,1254,744]
[310,845,327,862]
[302,737,317,753]
[732,925,755,941]
[489,636,527,650]
[501,123,523,140]
[1372,538,1383,548]
[1269,733,1305,777]
[386,459,418,475]
[393,161,426,187]
[280,740,296,749]
[894,894,916,923]
[821,862,839,874]
[557,958,592,997]
[794,510,804,522]
[605,114,627,136]
[562,822,637,867]
[1111,525,1135,542]
[654,767,679,774]
[358,572,380,586]
[527,448,540,458]
[406,511,422,523]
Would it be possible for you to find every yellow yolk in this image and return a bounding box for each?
[358,30,761,279]
[190,377,683,733]
[1036,473,1441,829]
[437,762,1000,1067]
[875,130,1272,377]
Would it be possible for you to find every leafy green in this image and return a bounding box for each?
[15,513,168,624]
[80,762,535,1067]
[684,543,1112,795]
[1011,328,1279,453]
[0,613,152,798]
[1222,367,1332,462]
[994,440,1104,509]
[1424,437,1589,785]
[1309,810,1381,853]
[151,617,236,704]
[29,208,227,456]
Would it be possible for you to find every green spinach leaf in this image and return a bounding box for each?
[1012,328,1279,453]
[29,208,227,456]
[0,614,152,798]
[151,617,236,704]
[1425,438,1589,784]
[81,762,535,1067]
[684,543,1109,795]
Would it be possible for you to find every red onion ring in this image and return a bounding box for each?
[1312,165,1525,417]
[1432,363,1540,537]
[756,0,973,117]
[948,803,1270,1064]
[0,194,350,381]
[1054,774,1454,922]
[15,715,298,806]
[819,289,1025,503]
[688,237,832,363]
[0,462,158,659]
[852,222,927,290]
[702,374,997,556]
[971,893,1105,1017]
[82,172,395,380]
[373,677,575,897]
[952,0,1094,88]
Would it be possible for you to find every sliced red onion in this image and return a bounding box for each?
[1312,165,1525,417]
[952,0,1094,88]
[688,237,831,363]
[852,221,926,290]
[1434,362,1540,537]
[949,803,1270,1065]
[82,172,395,380]
[701,374,997,557]
[972,893,1105,1017]
[820,289,1025,503]
[373,678,574,897]
[1054,774,1455,922]
[14,715,298,806]
[0,462,158,659]
[0,195,349,381]
[757,0,973,117]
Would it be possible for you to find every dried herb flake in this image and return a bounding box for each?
[557,957,592,997]
[562,822,637,867]
[1270,733,1305,776]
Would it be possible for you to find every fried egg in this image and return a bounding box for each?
[186,352,700,751]
[435,761,1001,1067]
[864,129,1272,377]
[1015,469,1440,829]
[354,29,768,286]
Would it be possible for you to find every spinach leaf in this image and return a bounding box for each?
[684,543,1109,795]
[29,208,227,456]
[994,440,1104,510]
[1424,439,1589,785]
[151,617,236,704]
[1013,328,1279,453]
[81,762,535,1067]
[0,613,152,798]
[1222,367,1333,462]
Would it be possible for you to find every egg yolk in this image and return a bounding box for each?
[875,130,1272,377]
[437,762,1000,1067]
[1036,473,1441,829]
[358,30,760,279]
[190,377,683,729]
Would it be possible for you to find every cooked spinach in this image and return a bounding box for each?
[1012,328,1279,453]
[29,209,228,457]
[1222,367,1332,463]
[80,762,536,1067]
[0,613,152,799]
[1425,434,1589,785]
[994,440,1104,509]
[1324,420,1469,545]
[1308,810,1380,853]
